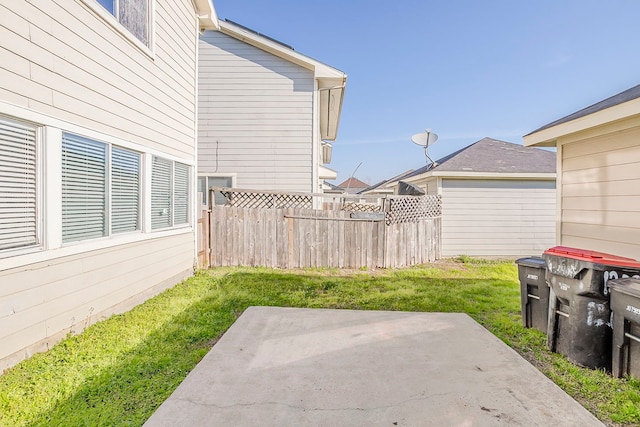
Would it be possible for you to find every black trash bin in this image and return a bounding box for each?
[515,257,548,333]
[608,278,640,378]
[544,246,640,370]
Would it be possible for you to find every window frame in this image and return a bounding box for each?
[151,156,191,231]
[198,175,235,208]
[61,132,143,244]
[0,115,42,256]
[81,0,154,55]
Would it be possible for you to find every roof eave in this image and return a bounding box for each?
[319,165,338,180]
[194,0,219,30]
[319,76,347,141]
[524,97,640,147]
[217,20,345,78]
[405,171,556,181]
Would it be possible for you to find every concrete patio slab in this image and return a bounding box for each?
[145,306,603,426]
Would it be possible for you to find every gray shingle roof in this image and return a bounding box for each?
[527,84,640,135]
[405,137,555,178]
[358,169,415,193]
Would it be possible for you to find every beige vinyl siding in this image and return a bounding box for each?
[560,125,640,258]
[0,0,201,369]
[420,178,439,196]
[198,31,315,192]
[0,0,198,158]
[441,179,556,257]
[0,234,194,366]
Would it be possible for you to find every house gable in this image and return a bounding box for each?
[198,30,315,193]
[524,83,640,259]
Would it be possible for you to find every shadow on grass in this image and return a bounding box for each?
[20,267,546,426]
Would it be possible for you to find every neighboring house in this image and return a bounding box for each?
[524,84,640,259]
[322,180,344,194]
[197,19,347,205]
[364,138,557,257]
[359,169,416,195]
[0,0,218,371]
[337,177,370,194]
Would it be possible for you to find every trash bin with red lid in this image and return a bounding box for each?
[543,246,640,370]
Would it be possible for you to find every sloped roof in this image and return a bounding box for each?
[323,181,343,191]
[527,84,640,136]
[337,177,369,189]
[358,169,415,193]
[405,137,555,179]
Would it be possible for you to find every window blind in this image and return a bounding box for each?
[0,117,37,251]
[111,147,140,233]
[173,162,189,225]
[62,133,107,242]
[151,156,172,229]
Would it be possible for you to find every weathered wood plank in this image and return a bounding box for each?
[205,192,442,269]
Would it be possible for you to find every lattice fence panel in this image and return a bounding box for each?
[342,202,382,212]
[214,188,441,225]
[218,188,312,209]
[385,195,441,225]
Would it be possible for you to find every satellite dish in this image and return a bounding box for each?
[411,130,438,147]
[410,129,439,168]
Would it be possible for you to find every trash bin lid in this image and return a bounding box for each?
[515,256,546,268]
[608,278,640,297]
[544,246,640,269]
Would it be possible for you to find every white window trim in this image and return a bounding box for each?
[0,102,194,272]
[80,0,156,58]
[60,132,145,245]
[0,117,42,258]
[198,174,237,207]
[150,157,192,231]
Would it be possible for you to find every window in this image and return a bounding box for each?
[62,133,141,243]
[0,116,38,251]
[174,163,189,224]
[62,134,107,242]
[111,146,141,233]
[96,0,150,46]
[151,157,190,230]
[197,176,233,207]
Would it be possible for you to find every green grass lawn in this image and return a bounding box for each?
[1,259,639,426]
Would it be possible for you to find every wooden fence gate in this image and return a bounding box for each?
[205,188,441,269]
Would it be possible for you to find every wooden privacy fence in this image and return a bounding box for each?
[206,188,442,269]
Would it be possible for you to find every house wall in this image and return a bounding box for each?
[198,31,315,193]
[0,234,193,369]
[2,0,199,158]
[558,118,640,258]
[0,0,201,370]
[441,179,556,257]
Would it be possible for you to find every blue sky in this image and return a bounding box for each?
[212,0,640,186]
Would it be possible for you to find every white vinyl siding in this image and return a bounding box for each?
[0,0,198,158]
[0,0,200,371]
[111,146,140,233]
[198,31,314,192]
[0,233,194,367]
[0,116,38,251]
[62,133,108,242]
[560,125,640,258]
[441,179,556,257]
